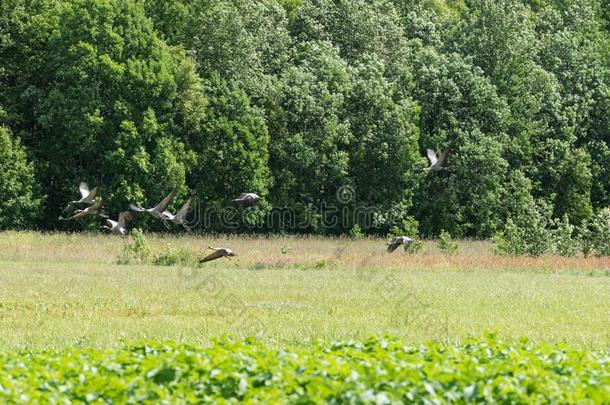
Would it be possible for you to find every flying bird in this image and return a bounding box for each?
[162,194,196,232]
[387,236,414,253]
[233,193,260,205]
[70,182,101,205]
[59,199,103,221]
[199,247,237,264]
[426,149,450,171]
[100,211,136,235]
[129,186,177,227]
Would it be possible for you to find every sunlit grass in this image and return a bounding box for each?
[0,231,608,350]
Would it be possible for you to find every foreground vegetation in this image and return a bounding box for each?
[0,232,609,350]
[1,336,608,403]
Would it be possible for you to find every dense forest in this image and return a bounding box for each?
[0,0,608,239]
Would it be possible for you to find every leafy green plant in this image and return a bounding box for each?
[0,336,608,403]
[0,126,41,229]
[117,229,151,264]
[349,224,364,240]
[388,217,419,238]
[152,244,195,266]
[438,229,458,255]
[493,201,553,257]
[551,215,580,257]
[581,208,610,257]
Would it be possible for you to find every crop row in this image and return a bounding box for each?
[0,335,608,403]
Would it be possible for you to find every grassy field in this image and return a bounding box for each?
[0,231,609,350]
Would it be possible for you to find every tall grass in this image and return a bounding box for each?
[0,231,608,350]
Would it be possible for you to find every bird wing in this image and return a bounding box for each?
[117,211,135,228]
[176,196,194,220]
[152,186,178,213]
[79,182,90,198]
[88,185,101,200]
[387,238,401,253]
[66,209,88,220]
[129,204,146,213]
[90,199,103,211]
[426,149,438,166]
[199,249,225,263]
[437,149,450,166]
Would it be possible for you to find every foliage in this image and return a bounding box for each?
[0,0,609,238]
[438,229,458,255]
[349,224,363,240]
[0,125,41,229]
[551,215,580,257]
[493,201,553,258]
[581,208,610,257]
[0,336,608,403]
[152,244,196,266]
[116,228,151,264]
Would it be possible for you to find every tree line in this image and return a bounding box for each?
[0,0,608,240]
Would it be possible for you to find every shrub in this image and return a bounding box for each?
[349,224,364,239]
[116,229,151,264]
[152,245,195,266]
[493,201,553,257]
[388,216,419,238]
[438,229,458,255]
[581,208,610,257]
[551,215,580,257]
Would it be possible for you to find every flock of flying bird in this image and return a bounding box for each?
[58,149,449,263]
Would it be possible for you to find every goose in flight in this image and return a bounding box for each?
[100,211,136,235]
[162,194,195,232]
[199,247,237,264]
[426,149,450,171]
[387,236,414,253]
[69,182,100,205]
[59,199,103,221]
[129,186,177,226]
[233,192,260,205]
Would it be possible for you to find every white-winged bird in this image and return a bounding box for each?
[70,182,101,205]
[426,149,450,171]
[100,211,136,235]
